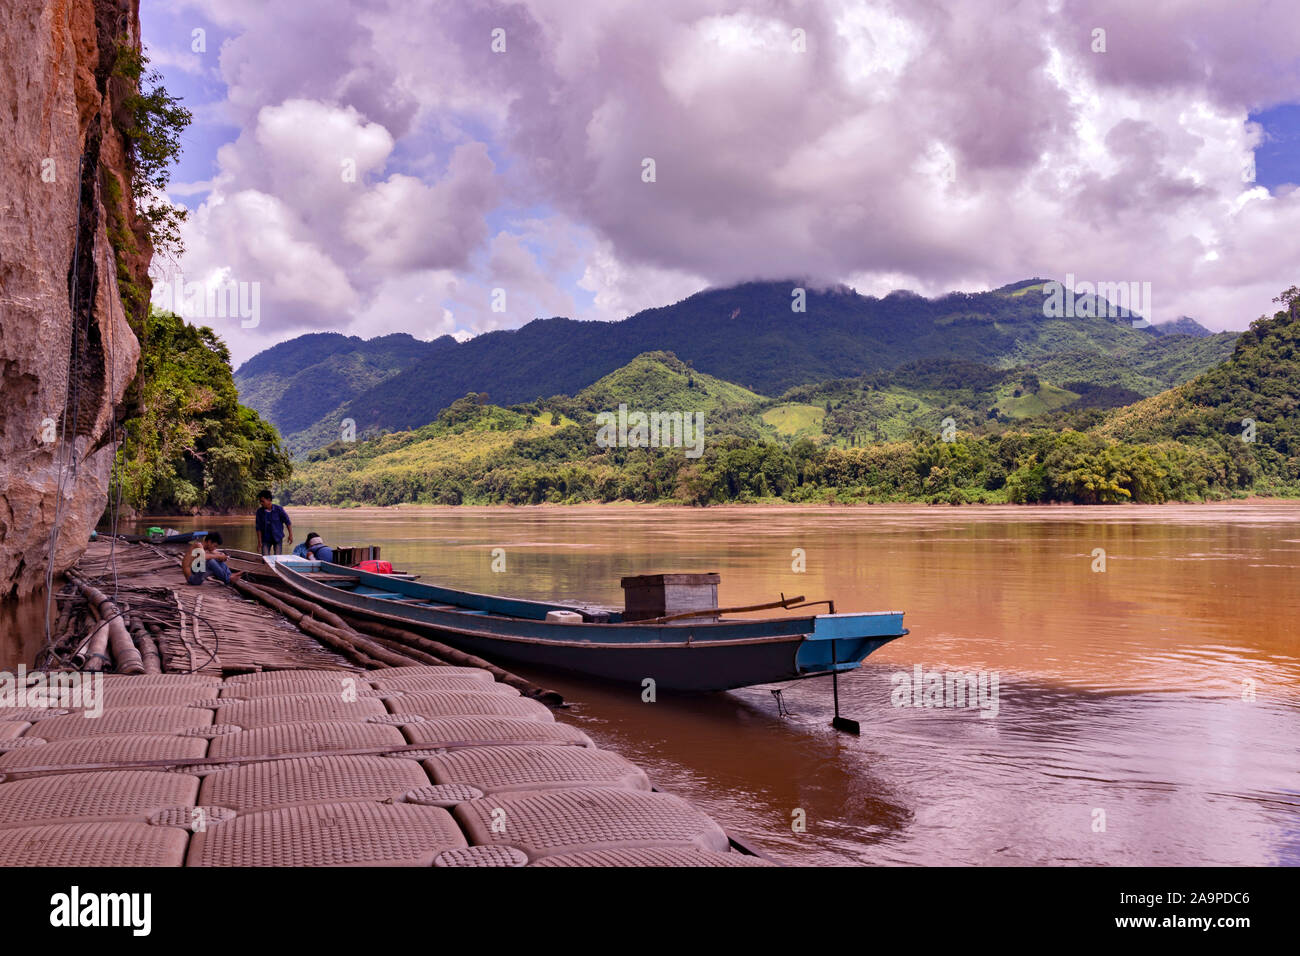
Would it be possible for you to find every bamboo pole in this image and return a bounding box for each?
[174,591,195,673]
[68,574,144,674]
[127,615,163,674]
[253,584,379,637]
[76,616,112,672]
[231,577,416,669]
[43,589,83,666]
[365,634,446,667]
[144,622,169,674]
[51,584,75,642]
[252,584,457,671]
[59,608,92,660]
[336,611,564,706]
[35,586,75,669]
[192,594,215,671]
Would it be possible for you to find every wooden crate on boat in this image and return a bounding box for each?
[620,573,720,623]
[333,545,381,566]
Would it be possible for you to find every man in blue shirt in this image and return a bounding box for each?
[254,489,293,555]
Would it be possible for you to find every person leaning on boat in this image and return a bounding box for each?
[293,532,334,563]
[255,489,293,555]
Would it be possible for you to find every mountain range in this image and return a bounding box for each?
[235,278,1235,455]
[280,297,1300,507]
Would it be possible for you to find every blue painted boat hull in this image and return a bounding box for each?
[267,559,907,692]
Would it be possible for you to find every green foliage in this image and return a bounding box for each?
[283,395,1250,508]
[762,403,826,438]
[112,44,192,259]
[101,169,148,326]
[1102,300,1300,492]
[575,351,764,415]
[1031,331,1238,395]
[114,310,292,513]
[235,280,1237,453]
[277,288,1300,508]
[234,333,450,456]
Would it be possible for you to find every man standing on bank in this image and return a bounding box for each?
[255,489,293,555]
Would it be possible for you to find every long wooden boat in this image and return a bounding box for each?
[115,529,208,544]
[265,557,907,692]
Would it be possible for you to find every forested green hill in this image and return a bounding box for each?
[1100,290,1300,493]
[281,292,1299,507]
[233,332,451,454]
[237,279,1236,454]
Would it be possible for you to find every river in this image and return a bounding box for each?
[8,501,1299,865]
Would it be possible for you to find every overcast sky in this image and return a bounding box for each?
[141,0,1300,365]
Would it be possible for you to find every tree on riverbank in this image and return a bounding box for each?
[113,309,291,515]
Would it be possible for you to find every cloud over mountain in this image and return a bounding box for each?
[154,0,1300,361]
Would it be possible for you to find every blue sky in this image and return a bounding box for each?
[139,5,228,201]
[1251,105,1300,192]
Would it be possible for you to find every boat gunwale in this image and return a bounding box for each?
[269,557,904,630]
[268,560,822,650]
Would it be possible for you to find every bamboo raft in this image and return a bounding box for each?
[47,540,352,674]
[1,540,773,867]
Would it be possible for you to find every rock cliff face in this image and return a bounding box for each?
[0,0,148,598]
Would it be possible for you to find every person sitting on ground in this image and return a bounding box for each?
[255,489,292,555]
[184,532,233,586]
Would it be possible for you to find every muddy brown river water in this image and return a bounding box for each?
[6,501,1298,865]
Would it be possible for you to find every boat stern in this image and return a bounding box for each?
[794,611,907,677]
